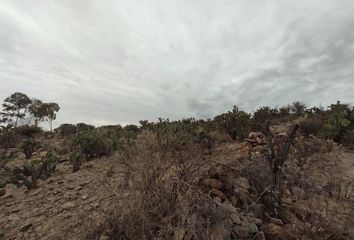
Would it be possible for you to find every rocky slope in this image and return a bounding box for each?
[0,130,354,240]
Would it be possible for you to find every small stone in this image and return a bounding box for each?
[20,223,32,232]
[270,218,284,226]
[248,223,258,234]
[221,201,237,213]
[210,188,226,201]
[1,193,13,200]
[62,202,75,210]
[233,177,250,190]
[174,228,186,240]
[230,195,242,208]
[230,214,242,225]
[99,235,110,240]
[82,195,88,200]
[234,225,250,239]
[210,224,230,240]
[0,188,5,197]
[255,231,266,240]
[204,178,224,190]
[8,213,20,222]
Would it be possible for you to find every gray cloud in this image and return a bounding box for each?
[0,0,353,127]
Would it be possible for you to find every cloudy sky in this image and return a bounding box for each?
[0,0,354,127]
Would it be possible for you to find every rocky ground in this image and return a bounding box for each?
[0,132,354,240]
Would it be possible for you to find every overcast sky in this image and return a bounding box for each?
[0,0,354,127]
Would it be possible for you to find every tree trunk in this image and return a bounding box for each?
[49,119,52,132]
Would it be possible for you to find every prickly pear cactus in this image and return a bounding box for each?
[69,150,84,172]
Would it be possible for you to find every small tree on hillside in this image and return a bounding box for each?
[253,106,278,125]
[291,101,307,116]
[324,101,351,141]
[214,106,252,140]
[28,99,46,127]
[42,103,60,132]
[1,92,32,127]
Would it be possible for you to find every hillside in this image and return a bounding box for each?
[1,121,353,240]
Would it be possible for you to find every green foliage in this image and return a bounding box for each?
[20,151,58,189]
[76,123,95,132]
[16,125,42,137]
[74,128,117,160]
[56,123,78,136]
[69,150,84,172]
[0,92,32,127]
[253,106,277,126]
[41,102,60,132]
[324,101,351,140]
[0,126,17,148]
[291,101,307,116]
[28,99,45,127]
[214,106,252,140]
[21,139,41,159]
[299,117,324,137]
[122,124,141,140]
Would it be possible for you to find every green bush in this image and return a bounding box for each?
[324,101,351,141]
[56,124,77,136]
[76,123,95,132]
[19,150,58,189]
[21,139,41,159]
[69,150,84,172]
[74,129,117,160]
[16,125,42,137]
[214,106,252,141]
[299,117,324,137]
[0,126,17,148]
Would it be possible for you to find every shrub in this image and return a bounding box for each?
[299,117,324,137]
[324,103,351,141]
[74,128,117,160]
[18,151,58,189]
[341,130,354,149]
[56,124,77,136]
[86,132,214,239]
[214,106,252,141]
[0,126,17,148]
[69,150,84,172]
[76,123,95,132]
[21,139,41,159]
[16,125,42,137]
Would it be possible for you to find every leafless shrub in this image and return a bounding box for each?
[85,131,227,240]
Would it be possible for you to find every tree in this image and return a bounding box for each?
[261,122,299,215]
[324,101,351,141]
[28,99,45,127]
[42,103,60,132]
[214,106,252,140]
[278,105,291,118]
[291,101,307,116]
[253,106,277,124]
[1,92,32,127]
